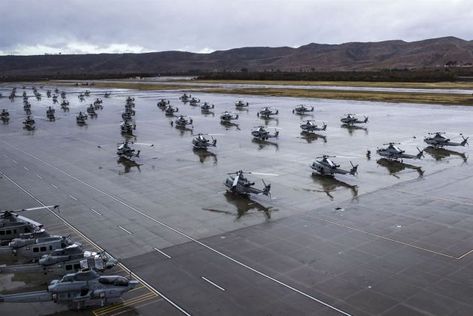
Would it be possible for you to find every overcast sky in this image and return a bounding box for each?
[1,0,472,55]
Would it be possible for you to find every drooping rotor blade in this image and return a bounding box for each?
[232,174,240,188]
[133,143,155,147]
[17,205,59,212]
[248,172,279,177]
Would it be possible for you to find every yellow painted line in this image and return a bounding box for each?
[94,293,158,316]
[100,294,159,316]
[109,298,163,316]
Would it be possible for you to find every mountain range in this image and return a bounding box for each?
[1,37,473,79]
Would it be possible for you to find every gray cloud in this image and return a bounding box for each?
[1,0,472,55]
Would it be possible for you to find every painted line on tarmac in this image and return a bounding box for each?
[154,247,171,259]
[201,276,225,292]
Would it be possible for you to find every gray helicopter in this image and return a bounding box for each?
[300,120,327,133]
[122,109,135,121]
[200,102,215,112]
[179,93,192,103]
[224,170,272,197]
[2,235,75,261]
[76,112,88,125]
[220,111,239,123]
[251,126,279,140]
[257,107,279,118]
[60,100,70,111]
[235,100,249,109]
[0,269,139,310]
[120,120,136,135]
[0,245,117,275]
[192,133,217,150]
[87,105,97,118]
[189,97,200,106]
[104,91,111,98]
[424,132,468,148]
[340,113,368,125]
[157,99,170,109]
[126,96,135,105]
[164,105,179,116]
[46,106,56,121]
[377,143,424,160]
[293,104,314,114]
[23,116,36,130]
[311,155,358,177]
[0,206,57,244]
[171,115,193,128]
[116,141,140,159]
[1,109,9,123]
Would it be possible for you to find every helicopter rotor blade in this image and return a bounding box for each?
[15,205,59,213]
[232,174,240,188]
[247,172,279,176]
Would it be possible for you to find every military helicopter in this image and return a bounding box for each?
[116,141,140,159]
[46,106,56,121]
[251,126,279,140]
[293,104,314,115]
[224,170,272,197]
[23,115,36,130]
[0,206,57,244]
[235,100,249,109]
[60,99,69,107]
[257,107,279,118]
[423,132,468,148]
[47,90,52,98]
[84,90,91,97]
[121,109,134,121]
[189,97,200,106]
[87,104,97,118]
[23,101,31,114]
[164,105,179,116]
[377,158,424,178]
[1,109,9,123]
[200,102,215,112]
[52,95,58,104]
[76,112,88,125]
[377,143,424,161]
[157,99,170,109]
[104,91,111,98]
[340,114,368,125]
[300,120,327,133]
[192,133,217,150]
[220,111,239,123]
[93,99,103,110]
[0,269,139,310]
[171,115,193,129]
[3,235,76,261]
[179,93,192,103]
[60,91,66,99]
[120,120,136,135]
[311,155,358,177]
[78,93,85,102]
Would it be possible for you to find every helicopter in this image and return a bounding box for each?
[200,102,215,112]
[121,109,134,121]
[189,97,200,106]
[311,155,358,177]
[0,269,139,310]
[87,105,97,118]
[1,109,9,123]
[46,106,56,121]
[116,141,140,159]
[293,104,314,114]
[76,112,88,125]
[84,90,91,97]
[0,206,57,244]
[340,114,368,125]
[52,95,58,104]
[377,143,424,160]
[3,235,76,261]
[104,91,111,98]
[120,120,136,135]
[300,120,327,133]
[46,90,52,98]
[60,91,66,99]
[220,111,239,123]
[93,99,103,110]
[171,115,193,128]
[423,132,468,148]
[235,100,249,108]
[60,100,69,107]
[164,105,179,116]
[179,93,192,103]
[377,158,424,178]
[157,99,170,109]
[23,115,36,130]
[192,133,217,151]
[257,107,279,118]
[224,170,272,197]
[251,126,279,140]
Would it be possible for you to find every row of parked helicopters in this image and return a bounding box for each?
[0,205,138,310]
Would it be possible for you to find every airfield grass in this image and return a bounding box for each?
[91,82,204,91]
[186,79,473,90]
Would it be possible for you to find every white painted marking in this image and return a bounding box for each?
[118,225,132,235]
[154,247,171,259]
[11,159,17,164]
[51,183,58,189]
[0,171,191,316]
[36,174,42,179]
[23,166,29,171]
[1,143,353,316]
[69,194,78,201]
[90,208,102,216]
[201,276,225,291]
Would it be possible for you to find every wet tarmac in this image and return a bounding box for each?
[1,83,473,315]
